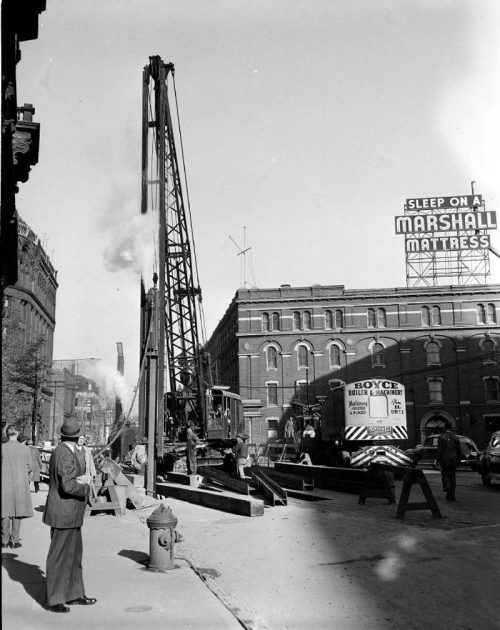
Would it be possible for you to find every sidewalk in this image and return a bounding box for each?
[1,484,243,630]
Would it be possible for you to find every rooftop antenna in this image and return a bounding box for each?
[228,226,258,288]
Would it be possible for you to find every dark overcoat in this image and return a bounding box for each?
[43,442,89,528]
[29,445,43,483]
[1,439,33,518]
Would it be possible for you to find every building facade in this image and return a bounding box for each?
[206,283,500,449]
[3,217,58,440]
[51,358,116,445]
[1,0,46,294]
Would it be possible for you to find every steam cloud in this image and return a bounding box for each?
[87,362,133,413]
[103,211,158,280]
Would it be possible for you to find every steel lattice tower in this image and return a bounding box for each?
[139,56,205,460]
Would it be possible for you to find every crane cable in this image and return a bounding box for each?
[171,70,208,347]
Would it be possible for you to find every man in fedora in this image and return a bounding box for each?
[43,418,96,613]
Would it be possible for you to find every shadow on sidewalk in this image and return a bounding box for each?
[2,552,46,607]
[118,549,149,566]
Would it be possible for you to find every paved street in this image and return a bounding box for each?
[2,470,499,630]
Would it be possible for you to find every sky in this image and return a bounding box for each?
[15,0,500,403]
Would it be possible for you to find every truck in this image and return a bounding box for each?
[320,378,412,468]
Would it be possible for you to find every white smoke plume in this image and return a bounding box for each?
[87,362,133,413]
[103,211,158,280]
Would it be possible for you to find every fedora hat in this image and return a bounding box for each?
[60,418,82,438]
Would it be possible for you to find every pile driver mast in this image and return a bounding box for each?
[138,56,207,491]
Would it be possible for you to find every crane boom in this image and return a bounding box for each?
[139,56,206,485]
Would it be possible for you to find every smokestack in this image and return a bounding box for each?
[112,342,125,459]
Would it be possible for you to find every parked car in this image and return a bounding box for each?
[407,433,481,470]
[478,431,500,486]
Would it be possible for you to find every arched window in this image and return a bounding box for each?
[372,342,385,366]
[367,308,376,328]
[303,311,312,330]
[335,309,344,328]
[426,341,440,365]
[267,346,278,370]
[297,345,309,368]
[421,306,430,326]
[261,313,270,332]
[324,310,333,329]
[377,308,387,328]
[477,304,486,324]
[293,312,302,330]
[487,304,497,324]
[271,312,280,331]
[432,306,441,325]
[330,344,341,367]
[482,339,496,362]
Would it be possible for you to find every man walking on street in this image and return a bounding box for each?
[43,418,96,613]
[1,425,33,548]
[26,438,43,492]
[435,423,462,501]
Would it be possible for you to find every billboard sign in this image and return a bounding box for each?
[344,379,406,435]
[395,192,496,253]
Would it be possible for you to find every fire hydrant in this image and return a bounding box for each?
[146,503,182,571]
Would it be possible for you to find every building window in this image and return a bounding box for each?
[271,312,280,331]
[325,310,333,329]
[335,309,344,328]
[267,419,279,440]
[426,341,441,365]
[487,304,497,324]
[477,304,486,324]
[372,342,385,366]
[328,378,344,391]
[295,380,308,404]
[432,306,441,325]
[377,308,387,328]
[421,306,430,326]
[267,382,278,406]
[261,313,270,332]
[297,345,309,368]
[367,308,376,328]
[427,378,443,403]
[267,346,278,370]
[329,344,341,368]
[293,311,302,330]
[303,311,312,330]
[484,377,499,402]
[482,339,496,363]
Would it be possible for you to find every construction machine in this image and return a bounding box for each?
[137,57,243,493]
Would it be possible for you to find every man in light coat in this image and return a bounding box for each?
[1,425,33,548]
[43,418,96,613]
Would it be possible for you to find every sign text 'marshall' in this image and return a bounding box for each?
[395,211,496,234]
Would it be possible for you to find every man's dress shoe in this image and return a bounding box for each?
[47,604,70,613]
[67,596,97,605]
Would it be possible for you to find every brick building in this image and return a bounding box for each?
[205,283,500,449]
[3,217,58,440]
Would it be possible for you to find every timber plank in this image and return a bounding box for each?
[155,482,264,517]
[275,462,367,493]
[198,466,250,495]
